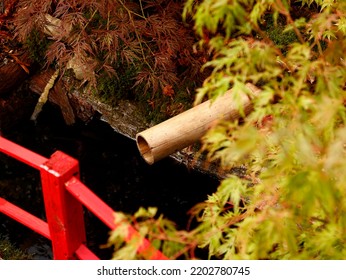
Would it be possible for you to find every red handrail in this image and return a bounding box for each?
[0,136,47,168]
[66,176,167,260]
[0,136,167,260]
[0,197,50,239]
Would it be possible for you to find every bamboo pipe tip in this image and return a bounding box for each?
[136,135,154,165]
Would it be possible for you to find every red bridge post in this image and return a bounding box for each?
[39,151,87,260]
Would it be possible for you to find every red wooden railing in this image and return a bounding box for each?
[0,136,168,260]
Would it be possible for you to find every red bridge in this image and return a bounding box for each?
[0,136,167,260]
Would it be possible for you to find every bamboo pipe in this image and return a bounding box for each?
[136,83,261,164]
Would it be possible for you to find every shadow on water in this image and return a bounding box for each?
[0,103,220,259]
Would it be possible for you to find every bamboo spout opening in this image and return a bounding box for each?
[136,83,261,165]
[136,135,154,165]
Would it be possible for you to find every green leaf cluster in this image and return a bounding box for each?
[106,207,197,260]
[183,0,346,259]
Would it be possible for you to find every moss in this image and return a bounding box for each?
[24,29,50,64]
[174,86,194,110]
[95,75,195,125]
[263,14,299,53]
[135,95,167,124]
[95,64,137,106]
[134,83,195,125]
[0,235,32,260]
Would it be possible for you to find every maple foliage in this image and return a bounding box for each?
[12,0,208,116]
[8,0,346,260]
[105,0,346,260]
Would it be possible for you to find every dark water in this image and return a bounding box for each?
[0,103,219,259]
